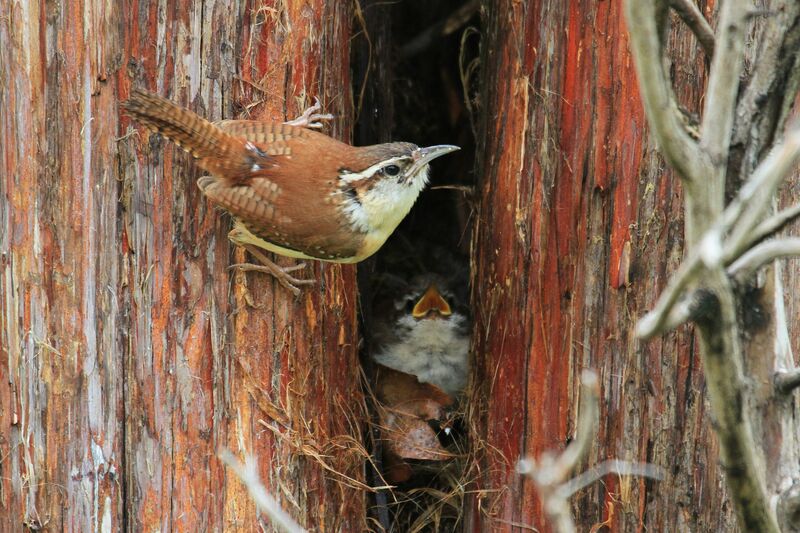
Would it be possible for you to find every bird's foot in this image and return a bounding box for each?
[229,245,315,297]
[284,97,334,129]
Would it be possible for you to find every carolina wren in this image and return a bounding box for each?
[122,89,459,294]
[372,276,470,396]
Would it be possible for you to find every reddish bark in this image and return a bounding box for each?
[468,1,733,531]
[1,1,362,531]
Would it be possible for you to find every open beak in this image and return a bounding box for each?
[409,145,460,176]
[412,285,453,319]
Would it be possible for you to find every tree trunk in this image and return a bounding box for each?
[468,1,741,531]
[1,1,363,531]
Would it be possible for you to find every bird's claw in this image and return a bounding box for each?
[285,97,334,129]
[229,261,315,297]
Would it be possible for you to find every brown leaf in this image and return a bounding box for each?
[382,411,452,461]
[376,365,454,420]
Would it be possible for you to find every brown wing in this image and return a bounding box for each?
[216,120,307,148]
[200,123,366,261]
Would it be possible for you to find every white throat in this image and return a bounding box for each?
[339,164,430,260]
[374,312,469,395]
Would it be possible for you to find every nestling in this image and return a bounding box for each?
[373,276,470,396]
[122,89,459,294]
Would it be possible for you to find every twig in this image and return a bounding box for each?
[559,459,664,498]
[625,0,710,184]
[669,0,715,58]
[700,0,746,156]
[693,266,780,533]
[219,450,306,533]
[774,369,800,395]
[517,371,598,533]
[636,130,800,338]
[749,204,800,246]
[728,238,800,283]
[352,0,372,124]
[430,184,475,195]
[725,129,800,259]
[400,0,479,58]
[648,236,800,332]
[459,26,481,140]
[517,371,665,533]
[636,253,703,339]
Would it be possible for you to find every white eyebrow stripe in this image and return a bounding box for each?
[338,156,410,183]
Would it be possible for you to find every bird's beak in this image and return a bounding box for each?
[412,285,452,319]
[409,145,460,176]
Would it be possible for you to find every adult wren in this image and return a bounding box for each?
[122,89,459,294]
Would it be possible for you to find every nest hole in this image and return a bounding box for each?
[353,1,481,531]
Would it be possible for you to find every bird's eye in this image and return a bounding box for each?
[404,298,416,313]
[384,164,401,176]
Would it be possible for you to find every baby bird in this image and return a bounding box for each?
[372,276,470,396]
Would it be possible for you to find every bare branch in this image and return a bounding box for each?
[631,0,792,530]
[219,450,307,533]
[651,235,800,332]
[749,204,800,246]
[559,459,664,498]
[699,0,748,220]
[728,238,800,283]
[669,0,715,58]
[699,0,746,140]
[637,130,800,338]
[517,370,600,533]
[636,253,703,339]
[775,369,800,395]
[518,371,664,532]
[694,267,780,533]
[726,129,800,259]
[625,0,710,184]
[520,371,597,533]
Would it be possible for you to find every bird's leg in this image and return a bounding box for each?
[284,97,334,129]
[227,228,315,297]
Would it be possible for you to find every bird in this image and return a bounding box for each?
[372,275,470,396]
[121,89,459,294]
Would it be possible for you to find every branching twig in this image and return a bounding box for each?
[517,370,599,533]
[559,459,664,498]
[641,235,800,336]
[636,253,704,339]
[517,371,664,533]
[219,450,307,533]
[629,1,786,530]
[637,129,800,338]
[694,0,748,232]
[725,129,800,259]
[669,0,715,58]
[749,204,800,247]
[728,238,800,283]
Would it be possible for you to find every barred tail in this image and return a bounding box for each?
[123,89,258,179]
